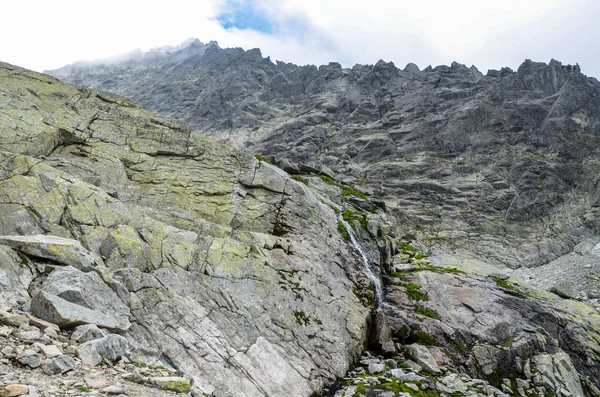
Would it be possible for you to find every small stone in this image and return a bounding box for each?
[489,273,509,280]
[77,334,129,367]
[43,327,58,339]
[0,384,29,397]
[404,360,422,373]
[384,359,397,369]
[381,340,396,356]
[100,385,127,395]
[26,386,39,397]
[14,330,41,342]
[65,345,77,355]
[16,350,41,368]
[38,344,62,358]
[405,383,419,391]
[368,363,385,374]
[0,326,12,338]
[44,355,75,375]
[1,346,15,358]
[26,315,60,333]
[405,344,441,374]
[85,375,109,389]
[0,312,29,328]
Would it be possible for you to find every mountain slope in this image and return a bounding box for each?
[47,41,600,281]
[0,43,599,397]
[0,61,373,396]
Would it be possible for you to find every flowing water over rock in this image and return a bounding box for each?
[339,215,384,306]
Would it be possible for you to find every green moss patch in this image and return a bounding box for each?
[342,209,367,231]
[406,283,429,301]
[415,304,441,320]
[254,154,270,163]
[293,310,311,326]
[392,264,465,277]
[338,220,350,240]
[290,174,307,184]
[316,175,369,200]
[489,276,533,298]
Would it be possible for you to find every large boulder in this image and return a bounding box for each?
[0,245,33,310]
[77,334,129,367]
[0,235,102,270]
[31,266,130,331]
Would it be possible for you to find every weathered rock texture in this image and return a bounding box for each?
[48,40,600,275]
[0,61,371,396]
[3,40,600,396]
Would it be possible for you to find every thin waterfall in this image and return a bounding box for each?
[339,215,384,306]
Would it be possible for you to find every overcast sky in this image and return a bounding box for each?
[3,0,600,77]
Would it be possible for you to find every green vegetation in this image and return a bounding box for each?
[415,304,441,320]
[406,283,429,301]
[316,175,369,200]
[346,378,447,397]
[342,209,367,231]
[291,174,307,184]
[393,324,439,346]
[338,220,350,240]
[340,185,368,200]
[396,241,430,260]
[254,153,270,163]
[79,386,90,392]
[502,336,515,348]
[414,329,439,346]
[395,325,410,339]
[392,263,465,278]
[317,174,336,185]
[490,276,533,298]
[294,310,310,326]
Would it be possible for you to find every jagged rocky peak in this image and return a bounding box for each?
[44,41,600,271]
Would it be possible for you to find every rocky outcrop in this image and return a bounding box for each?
[47,41,600,277]
[0,61,372,396]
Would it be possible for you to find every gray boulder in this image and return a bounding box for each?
[0,235,102,270]
[0,245,33,310]
[30,266,130,331]
[77,334,129,367]
[44,355,75,375]
[405,344,441,374]
[71,324,109,343]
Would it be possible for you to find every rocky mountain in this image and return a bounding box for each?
[0,39,599,397]
[48,40,600,279]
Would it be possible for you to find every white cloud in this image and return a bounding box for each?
[1,0,599,77]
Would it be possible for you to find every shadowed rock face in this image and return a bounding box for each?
[47,42,600,272]
[0,62,372,397]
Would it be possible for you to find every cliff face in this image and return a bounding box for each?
[0,62,373,396]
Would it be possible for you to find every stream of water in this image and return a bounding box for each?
[339,215,384,306]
